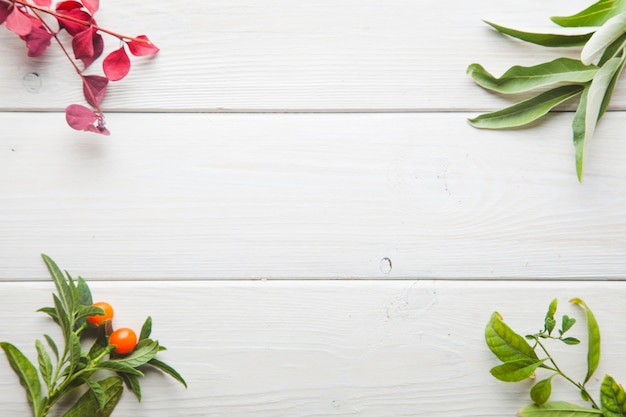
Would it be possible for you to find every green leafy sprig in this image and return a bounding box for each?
[468,0,626,181]
[0,254,187,417]
[485,297,626,416]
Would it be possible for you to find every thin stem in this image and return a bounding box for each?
[9,0,152,44]
[535,337,599,409]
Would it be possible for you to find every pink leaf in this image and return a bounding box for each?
[72,27,94,60]
[6,8,33,37]
[0,3,10,25]
[33,0,52,7]
[82,75,108,107]
[81,0,99,15]
[103,47,131,81]
[56,1,83,11]
[80,32,103,68]
[20,24,53,57]
[127,35,159,56]
[56,8,91,36]
[65,104,110,135]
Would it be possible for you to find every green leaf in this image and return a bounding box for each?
[44,335,59,361]
[582,12,626,65]
[97,360,144,376]
[0,342,42,413]
[573,57,624,181]
[42,254,74,314]
[148,358,188,388]
[53,293,70,339]
[531,375,555,405]
[484,20,594,47]
[83,378,107,412]
[35,340,53,390]
[552,0,626,27]
[485,312,539,363]
[601,375,626,417]
[490,358,546,382]
[570,298,601,384]
[62,376,123,417]
[519,401,604,416]
[561,315,576,334]
[75,305,106,322]
[121,373,142,401]
[544,298,558,335]
[561,337,581,345]
[467,58,598,94]
[139,316,152,341]
[468,85,584,129]
[37,307,59,325]
[76,276,93,329]
[598,32,626,66]
[110,339,159,368]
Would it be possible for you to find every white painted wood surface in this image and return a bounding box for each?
[1,0,626,415]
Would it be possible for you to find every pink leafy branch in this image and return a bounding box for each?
[0,0,159,135]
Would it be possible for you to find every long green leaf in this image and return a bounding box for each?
[467,58,598,94]
[98,360,144,376]
[574,57,624,181]
[485,312,538,363]
[0,342,42,413]
[121,373,142,401]
[601,375,626,417]
[139,316,152,341]
[552,0,626,27]
[484,21,594,47]
[62,377,123,417]
[582,12,626,65]
[42,254,73,314]
[570,298,601,384]
[35,340,53,390]
[468,85,584,129]
[519,401,604,416]
[148,358,188,388]
[490,358,546,382]
[110,339,159,368]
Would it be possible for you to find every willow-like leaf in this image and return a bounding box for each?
[570,298,601,384]
[552,0,626,27]
[0,342,42,413]
[467,58,598,94]
[582,12,626,65]
[484,20,593,47]
[468,85,584,129]
[519,401,604,416]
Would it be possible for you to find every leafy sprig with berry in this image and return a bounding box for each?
[0,0,159,135]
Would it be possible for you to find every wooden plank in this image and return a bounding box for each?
[0,280,624,416]
[2,112,626,280]
[0,0,609,112]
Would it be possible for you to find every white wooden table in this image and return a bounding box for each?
[1,0,626,415]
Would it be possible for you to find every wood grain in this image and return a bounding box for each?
[1,280,624,417]
[0,0,606,112]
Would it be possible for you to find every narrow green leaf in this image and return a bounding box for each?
[582,12,626,65]
[484,20,594,47]
[35,340,53,390]
[561,337,581,345]
[76,276,93,329]
[83,378,107,411]
[0,342,42,412]
[531,375,555,405]
[544,298,558,335]
[519,401,604,416]
[53,293,70,340]
[468,85,584,129]
[121,373,142,401]
[62,377,123,417]
[485,312,538,363]
[490,358,545,382]
[98,360,144,376]
[110,339,159,368]
[552,0,626,27]
[467,58,598,94]
[601,375,626,417]
[68,332,82,377]
[44,335,59,361]
[598,32,626,66]
[139,316,152,341]
[570,298,601,384]
[75,305,106,322]
[37,307,59,325]
[573,57,624,181]
[148,358,188,388]
[42,254,74,314]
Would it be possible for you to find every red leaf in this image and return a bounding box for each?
[80,32,103,68]
[65,104,110,135]
[56,1,83,11]
[103,47,131,81]
[72,27,94,60]
[127,35,159,56]
[56,8,92,36]
[81,0,99,15]
[0,3,10,25]
[20,24,53,57]
[82,75,108,107]
[6,8,33,37]
[33,0,52,7]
